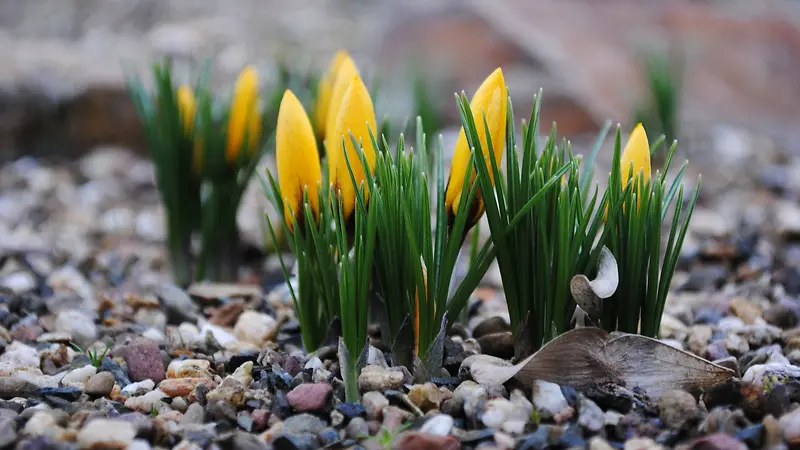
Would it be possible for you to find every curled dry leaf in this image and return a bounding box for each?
[570,247,618,317]
[461,327,734,398]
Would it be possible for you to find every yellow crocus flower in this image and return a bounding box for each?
[176,84,196,134]
[226,65,262,163]
[444,67,508,226]
[620,123,651,189]
[328,74,377,220]
[313,50,349,139]
[324,54,360,152]
[276,90,323,231]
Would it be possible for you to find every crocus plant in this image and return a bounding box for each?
[127,59,285,285]
[602,123,699,337]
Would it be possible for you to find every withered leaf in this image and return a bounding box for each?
[461,327,734,398]
[570,247,618,317]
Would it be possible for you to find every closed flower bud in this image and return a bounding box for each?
[328,74,377,221]
[324,54,359,152]
[226,65,262,163]
[620,123,651,188]
[176,84,196,134]
[276,90,323,231]
[445,67,508,228]
[313,50,350,139]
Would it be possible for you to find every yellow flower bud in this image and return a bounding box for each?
[620,123,651,188]
[328,74,377,220]
[324,54,359,152]
[313,50,350,139]
[176,84,196,134]
[445,67,508,226]
[226,65,262,163]
[276,90,323,232]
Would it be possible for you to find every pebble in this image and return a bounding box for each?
[62,364,97,389]
[476,332,515,359]
[159,377,215,397]
[659,389,698,429]
[233,311,278,346]
[0,417,16,449]
[124,389,169,412]
[688,432,747,450]
[23,411,66,439]
[77,418,137,449]
[357,365,405,392]
[53,309,98,345]
[0,377,38,399]
[121,379,155,396]
[408,382,442,412]
[286,383,332,412]
[181,403,206,425]
[362,391,389,420]
[420,414,454,436]
[124,338,165,383]
[780,407,800,443]
[453,381,488,419]
[480,397,530,434]
[166,359,213,379]
[577,395,604,433]
[282,413,327,435]
[345,416,369,439]
[206,377,246,407]
[472,316,511,339]
[532,380,569,420]
[85,371,115,397]
[394,432,460,450]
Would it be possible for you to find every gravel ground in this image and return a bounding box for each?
[1,125,800,450]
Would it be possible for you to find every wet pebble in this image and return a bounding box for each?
[286,383,331,412]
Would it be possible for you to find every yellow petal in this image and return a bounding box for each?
[328,74,377,220]
[227,65,261,163]
[276,90,323,231]
[445,68,508,222]
[176,84,196,134]
[620,123,651,186]
[324,54,360,152]
[313,50,350,138]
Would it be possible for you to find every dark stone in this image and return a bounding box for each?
[227,350,260,373]
[560,386,578,408]
[459,427,495,444]
[100,357,130,387]
[116,412,153,439]
[335,402,365,419]
[681,265,728,292]
[443,338,466,373]
[35,387,81,402]
[559,425,585,447]
[695,307,724,325]
[184,427,216,446]
[272,434,319,450]
[735,424,764,449]
[764,384,791,417]
[430,377,460,388]
[231,431,267,450]
[475,331,514,359]
[318,427,340,446]
[282,356,302,377]
[207,400,237,423]
[518,426,553,450]
[764,302,798,329]
[582,384,650,414]
[472,316,511,339]
[271,390,291,420]
[656,430,681,447]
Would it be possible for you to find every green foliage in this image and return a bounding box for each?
[126,58,291,284]
[632,50,683,163]
[602,131,699,337]
[69,343,109,368]
[126,59,201,286]
[458,90,611,357]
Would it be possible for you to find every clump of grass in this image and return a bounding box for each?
[69,343,109,368]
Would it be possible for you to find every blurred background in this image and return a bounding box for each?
[1,0,800,278]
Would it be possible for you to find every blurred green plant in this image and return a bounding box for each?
[127,58,289,284]
[631,50,684,166]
